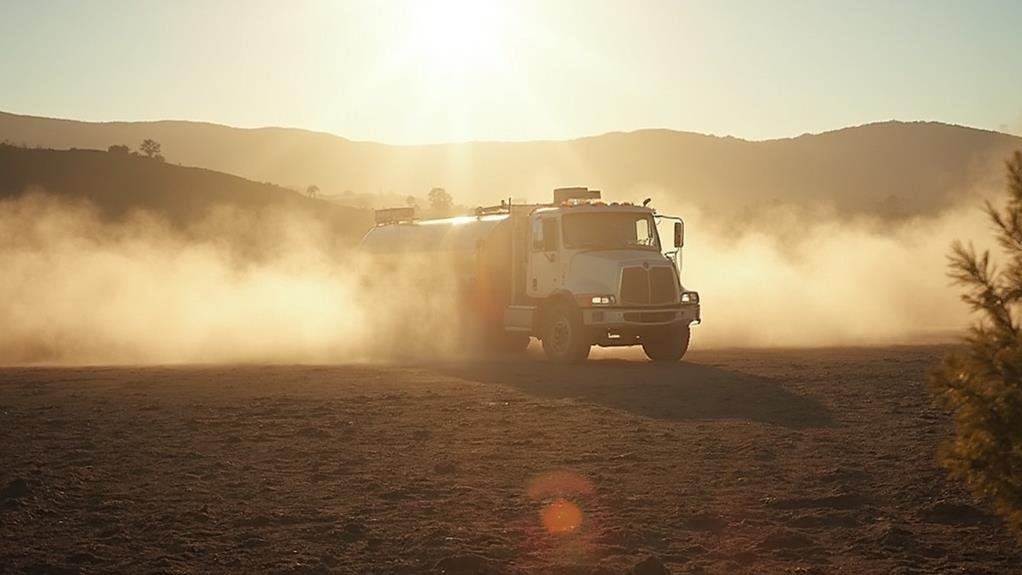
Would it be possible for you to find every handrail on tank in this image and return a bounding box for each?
[474,201,511,216]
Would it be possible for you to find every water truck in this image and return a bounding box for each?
[359,187,701,362]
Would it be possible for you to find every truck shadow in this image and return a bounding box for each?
[438,359,833,429]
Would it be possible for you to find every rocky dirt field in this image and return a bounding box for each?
[1,345,1020,574]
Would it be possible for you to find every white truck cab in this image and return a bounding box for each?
[505,188,700,361]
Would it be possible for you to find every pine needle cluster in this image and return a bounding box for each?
[931,151,1022,542]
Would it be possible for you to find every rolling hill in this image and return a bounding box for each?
[0,144,371,238]
[2,111,1021,218]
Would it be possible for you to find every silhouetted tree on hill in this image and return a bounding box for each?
[931,150,1022,543]
[306,184,320,199]
[108,144,130,154]
[428,187,452,213]
[139,139,164,162]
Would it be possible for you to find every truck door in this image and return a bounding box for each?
[527,215,562,297]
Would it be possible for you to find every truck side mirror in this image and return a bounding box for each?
[674,221,684,248]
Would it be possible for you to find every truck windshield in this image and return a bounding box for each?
[562,212,660,250]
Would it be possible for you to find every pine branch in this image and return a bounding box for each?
[948,240,1015,336]
[987,200,1022,253]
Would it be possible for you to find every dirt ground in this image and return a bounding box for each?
[1,345,1020,574]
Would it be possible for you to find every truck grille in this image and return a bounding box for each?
[620,266,677,305]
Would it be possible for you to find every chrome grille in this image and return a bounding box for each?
[620,267,649,305]
[619,266,677,305]
[650,267,676,304]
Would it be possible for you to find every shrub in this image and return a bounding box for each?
[931,151,1022,542]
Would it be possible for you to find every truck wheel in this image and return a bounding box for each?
[541,304,591,362]
[642,325,691,362]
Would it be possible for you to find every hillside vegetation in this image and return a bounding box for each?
[2,111,1021,217]
[0,144,371,238]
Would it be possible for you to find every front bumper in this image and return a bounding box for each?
[581,302,701,328]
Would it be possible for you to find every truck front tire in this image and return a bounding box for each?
[541,304,591,363]
[642,325,691,362]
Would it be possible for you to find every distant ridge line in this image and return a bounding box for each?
[2,109,1019,219]
[0,110,1012,147]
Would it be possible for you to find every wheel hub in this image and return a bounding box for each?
[550,318,571,353]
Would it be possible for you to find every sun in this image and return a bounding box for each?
[403,0,511,80]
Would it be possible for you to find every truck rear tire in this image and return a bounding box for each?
[642,325,691,362]
[541,304,591,363]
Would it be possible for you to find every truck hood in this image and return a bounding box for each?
[564,249,676,296]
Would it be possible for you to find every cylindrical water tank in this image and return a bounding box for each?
[359,214,510,256]
[359,214,516,323]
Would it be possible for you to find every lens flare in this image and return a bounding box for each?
[528,470,594,536]
[540,498,583,535]
[527,470,595,500]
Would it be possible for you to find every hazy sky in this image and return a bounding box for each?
[1,0,1020,144]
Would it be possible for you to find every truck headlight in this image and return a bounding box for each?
[576,294,617,307]
[681,291,699,303]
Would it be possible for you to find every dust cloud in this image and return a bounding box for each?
[0,190,995,365]
[670,201,990,348]
[0,193,466,365]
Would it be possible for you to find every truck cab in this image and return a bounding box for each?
[504,187,700,361]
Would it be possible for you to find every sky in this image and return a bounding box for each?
[1,0,1020,145]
